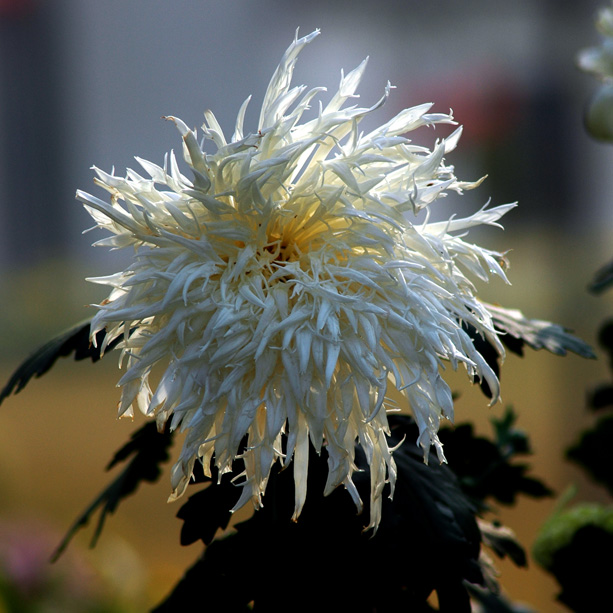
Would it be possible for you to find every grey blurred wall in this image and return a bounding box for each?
[0,0,609,272]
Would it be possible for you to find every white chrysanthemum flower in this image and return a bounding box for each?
[79,30,516,530]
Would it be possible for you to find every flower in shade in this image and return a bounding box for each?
[80,30,531,530]
[578,2,613,141]
[578,2,613,81]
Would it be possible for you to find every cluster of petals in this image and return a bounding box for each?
[80,30,519,530]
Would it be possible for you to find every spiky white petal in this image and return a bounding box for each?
[80,30,518,530]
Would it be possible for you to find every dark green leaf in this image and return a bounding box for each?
[51,422,172,562]
[463,322,501,398]
[466,583,535,613]
[487,304,595,359]
[470,313,594,394]
[478,520,527,567]
[0,320,118,406]
[547,524,613,612]
[439,409,552,507]
[566,415,613,495]
[159,416,485,613]
[151,536,256,613]
[597,320,613,371]
[587,383,613,411]
[491,409,530,455]
[176,464,234,547]
[589,258,613,294]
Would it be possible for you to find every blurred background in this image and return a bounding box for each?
[1,0,612,610]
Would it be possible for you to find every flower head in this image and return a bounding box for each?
[578,2,613,82]
[578,2,613,141]
[80,30,516,530]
